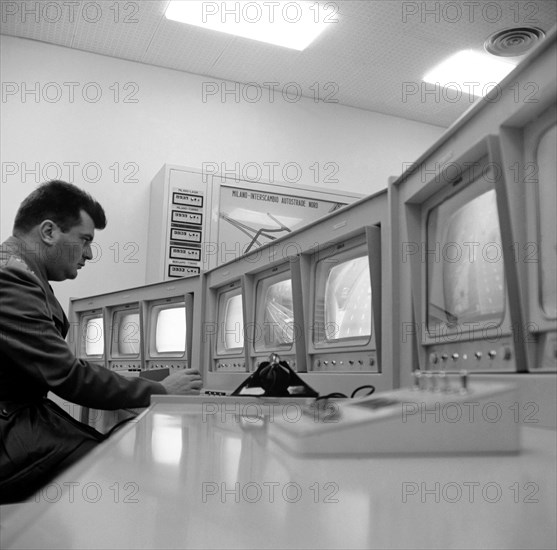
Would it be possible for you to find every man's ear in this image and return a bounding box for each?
[38,220,59,245]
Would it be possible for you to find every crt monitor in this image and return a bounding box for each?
[203,273,248,395]
[501,104,557,371]
[109,305,142,374]
[315,253,372,344]
[426,186,504,333]
[404,135,523,372]
[77,311,105,361]
[213,280,246,372]
[306,226,381,375]
[528,113,557,322]
[246,258,305,372]
[113,310,141,356]
[145,295,193,373]
[154,304,186,354]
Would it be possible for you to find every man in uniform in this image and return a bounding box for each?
[0,180,202,503]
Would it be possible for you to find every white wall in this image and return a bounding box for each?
[0,35,445,311]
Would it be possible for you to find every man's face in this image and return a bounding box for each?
[48,210,95,281]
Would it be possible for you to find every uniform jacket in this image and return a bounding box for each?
[0,236,166,500]
[0,236,166,407]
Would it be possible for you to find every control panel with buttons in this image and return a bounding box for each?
[426,341,515,371]
[144,360,187,373]
[213,360,247,372]
[108,362,141,376]
[311,352,379,372]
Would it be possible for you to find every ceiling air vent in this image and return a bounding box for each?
[484,27,546,57]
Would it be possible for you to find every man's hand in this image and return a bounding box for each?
[160,369,203,395]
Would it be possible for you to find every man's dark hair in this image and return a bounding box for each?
[13,180,107,234]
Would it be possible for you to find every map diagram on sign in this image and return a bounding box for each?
[217,186,346,257]
[220,212,293,253]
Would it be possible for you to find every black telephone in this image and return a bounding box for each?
[231,354,318,398]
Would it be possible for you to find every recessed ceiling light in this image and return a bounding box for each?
[165,0,333,51]
[423,50,518,97]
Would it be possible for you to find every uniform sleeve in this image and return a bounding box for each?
[0,263,167,409]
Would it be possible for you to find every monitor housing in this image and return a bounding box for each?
[202,189,391,397]
[142,278,202,374]
[303,227,382,377]
[75,309,105,363]
[203,268,248,393]
[500,102,557,372]
[403,135,523,374]
[244,259,302,372]
[109,302,142,376]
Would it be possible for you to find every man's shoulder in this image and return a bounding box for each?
[0,247,48,308]
[0,244,36,278]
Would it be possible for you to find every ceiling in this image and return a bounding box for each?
[1,0,556,127]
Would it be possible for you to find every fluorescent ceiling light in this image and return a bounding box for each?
[423,50,518,97]
[165,0,332,50]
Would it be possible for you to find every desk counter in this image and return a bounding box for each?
[1,398,555,549]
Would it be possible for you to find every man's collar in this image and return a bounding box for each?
[2,235,50,284]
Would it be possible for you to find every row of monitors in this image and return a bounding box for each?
[69,278,201,378]
[71,200,386,396]
[81,302,185,361]
[201,206,387,395]
[70,30,556,397]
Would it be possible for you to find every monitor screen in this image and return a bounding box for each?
[314,253,372,346]
[114,311,141,356]
[536,124,557,318]
[427,188,505,332]
[216,289,244,354]
[83,316,104,357]
[155,304,186,354]
[254,276,293,352]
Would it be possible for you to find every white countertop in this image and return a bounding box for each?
[1,398,555,550]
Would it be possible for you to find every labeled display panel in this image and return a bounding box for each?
[146,165,362,282]
[216,185,346,256]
